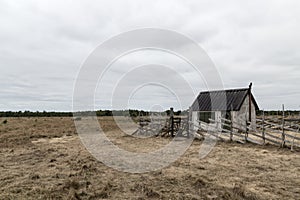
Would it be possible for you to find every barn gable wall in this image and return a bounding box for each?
[231,97,257,131]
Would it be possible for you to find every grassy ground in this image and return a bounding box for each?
[0,117,299,199]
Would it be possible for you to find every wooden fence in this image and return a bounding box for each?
[191,115,300,150]
[132,116,190,138]
[131,107,300,150]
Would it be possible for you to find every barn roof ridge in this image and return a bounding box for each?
[199,87,249,94]
[191,87,259,111]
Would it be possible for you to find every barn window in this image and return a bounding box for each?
[199,112,215,123]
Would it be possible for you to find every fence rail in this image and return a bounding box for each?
[132,107,300,151]
[191,114,300,150]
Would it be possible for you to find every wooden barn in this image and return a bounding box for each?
[191,83,259,131]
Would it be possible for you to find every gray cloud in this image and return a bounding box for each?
[0,0,300,111]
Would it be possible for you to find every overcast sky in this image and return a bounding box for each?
[0,0,299,111]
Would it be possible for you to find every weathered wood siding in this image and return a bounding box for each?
[231,98,257,131]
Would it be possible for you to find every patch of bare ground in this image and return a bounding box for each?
[0,117,299,199]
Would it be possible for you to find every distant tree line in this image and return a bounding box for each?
[4,109,297,118]
[0,109,184,118]
[0,111,73,117]
[257,110,300,116]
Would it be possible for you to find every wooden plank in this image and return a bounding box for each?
[232,126,246,133]
[290,143,300,148]
[285,118,300,122]
[283,126,299,132]
[220,128,231,134]
[200,121,218,128]
[247,137,262,145]
[264,132,282,140]
[264,137,281,145]
[270,124,282,129]
[290,123,300,129]
[249,131,264,139]
[264,124,272,128]
[222,123,231,128]
[193,121,212,129]
[231,132,245,138]
[264,120,283,127]
[292,144,300,148]
[232,138,245,144]
[196,131,205,137]
[220,117,231,123]
[264,127,282,135]
[284,133,300,141]
[255,124,264,128]
[282,139,300,147]
[206,131,225,141]
[192,132,203,140]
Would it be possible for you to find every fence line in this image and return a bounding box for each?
[132,108,300,150]
[191,114,300,150]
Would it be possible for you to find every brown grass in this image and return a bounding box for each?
[0,117,299,199]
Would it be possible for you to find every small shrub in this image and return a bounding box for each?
[2,119,7,124]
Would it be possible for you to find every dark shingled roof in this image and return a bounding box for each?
[191,88,259,111]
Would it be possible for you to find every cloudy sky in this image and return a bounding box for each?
[0,0,299,111]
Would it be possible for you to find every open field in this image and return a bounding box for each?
[0,117,300,199]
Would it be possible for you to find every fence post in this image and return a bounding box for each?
[281,104,285,147]
[187,107,192,138]
[170,107,174,137]
[216,116,220,134]
[245,114,248,142]
[230,118,233,141]
[291,127,299,151]
[262,110,265,145]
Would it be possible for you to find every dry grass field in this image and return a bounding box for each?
[0,117,299,199]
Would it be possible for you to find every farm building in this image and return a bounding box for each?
[191,83,259,131]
